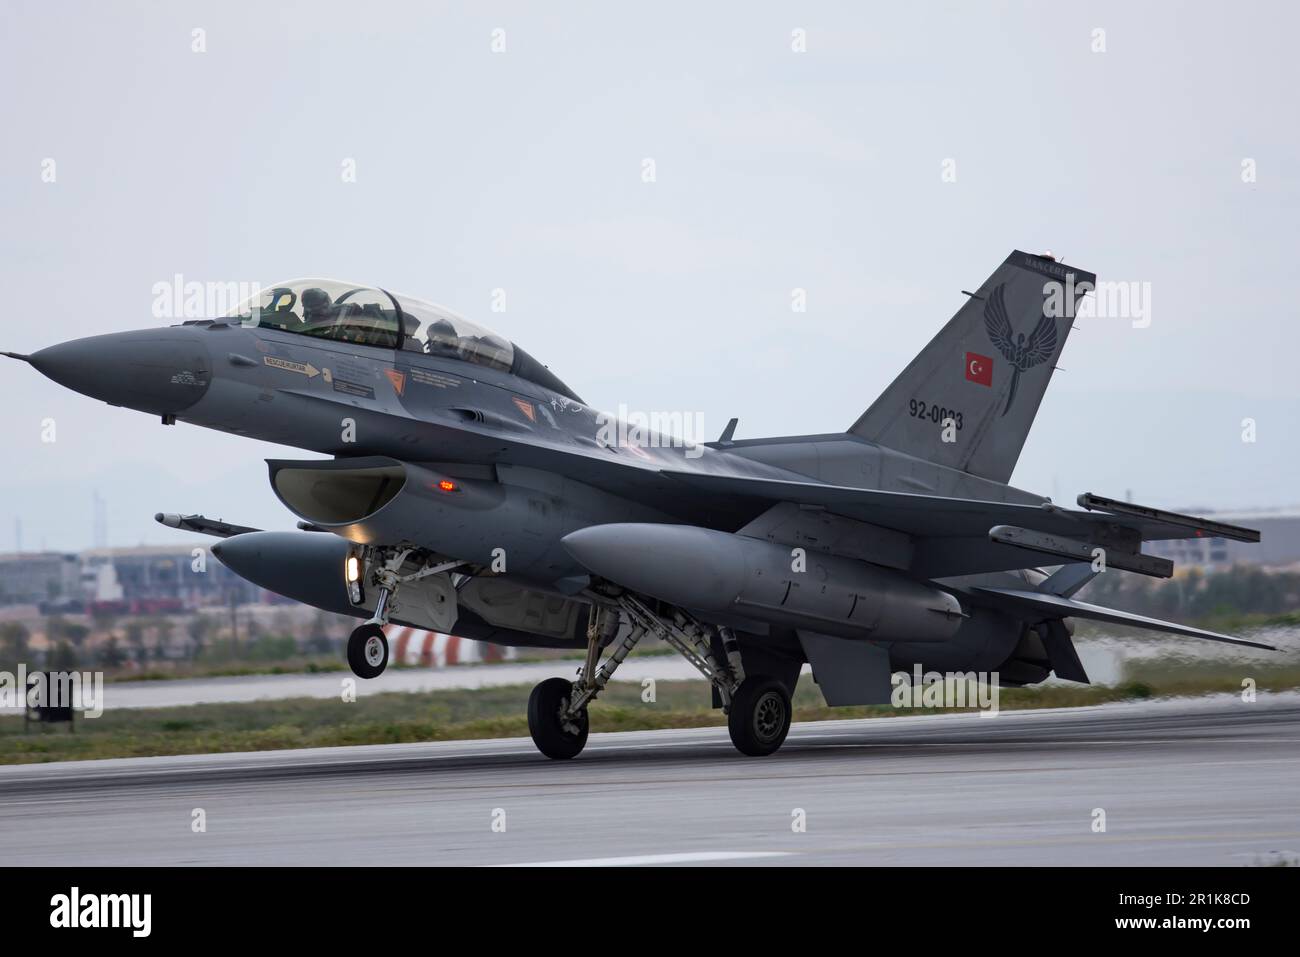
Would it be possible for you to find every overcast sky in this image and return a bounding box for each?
[1,0,1297,552]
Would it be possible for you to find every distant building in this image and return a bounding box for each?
[0,544,263,610]
[79,545,262,611]
[0,552,81,606]
[1145,509,1300,571]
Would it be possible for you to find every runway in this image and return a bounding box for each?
[19,655,702,712]
[6,629,1289,712]
[1,693,1297,866]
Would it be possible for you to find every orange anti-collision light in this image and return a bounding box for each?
[437,480,457,492]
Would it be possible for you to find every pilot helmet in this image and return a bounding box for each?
[428,318,456,338]
[301,287,332,314]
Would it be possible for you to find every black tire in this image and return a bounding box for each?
[527,677,589,760]
[727,675,792,757]
[347,623,388,679]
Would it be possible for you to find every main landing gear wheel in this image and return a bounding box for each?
[728,675,792,757]
[347,623,389,679]
[528,677,589,760]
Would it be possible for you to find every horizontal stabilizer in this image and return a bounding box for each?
[971,586,1277,651]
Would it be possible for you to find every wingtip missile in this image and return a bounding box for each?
[154,512,261,538]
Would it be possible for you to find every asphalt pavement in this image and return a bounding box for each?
[1,693,1296,866]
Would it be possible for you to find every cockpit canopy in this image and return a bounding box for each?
[394,294,513,373]
[225,279,578,400]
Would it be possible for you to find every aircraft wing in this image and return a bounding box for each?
[660,470,1259,579]
[968,586,1277,651]
[659,470,1254,541]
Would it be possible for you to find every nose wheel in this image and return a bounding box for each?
[347,623,389,679]
[342,547,464,680]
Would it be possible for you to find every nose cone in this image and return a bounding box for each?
[29,327,211,415]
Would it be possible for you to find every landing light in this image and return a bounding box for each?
[345,554,363,604]
[437,480,457,492]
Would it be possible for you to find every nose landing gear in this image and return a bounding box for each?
[347,622,389,679]
[344,547,464,679]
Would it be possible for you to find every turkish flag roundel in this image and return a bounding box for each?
[965,351,992,387]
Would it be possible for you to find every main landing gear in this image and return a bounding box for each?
[345,547,463,680]
[525,595,794,760]
[726,675,792,757]
[526,604,622,759]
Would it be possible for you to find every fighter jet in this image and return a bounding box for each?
[4,253,1270,759]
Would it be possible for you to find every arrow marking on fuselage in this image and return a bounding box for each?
[263,356,320,378]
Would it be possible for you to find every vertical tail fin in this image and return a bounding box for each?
[849,250,1094,484]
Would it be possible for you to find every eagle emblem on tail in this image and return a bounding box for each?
[983,283,1057,416]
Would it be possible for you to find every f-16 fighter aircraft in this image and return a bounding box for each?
[5,252,1269,758]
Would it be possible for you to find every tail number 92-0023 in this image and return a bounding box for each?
[908,399,963,430]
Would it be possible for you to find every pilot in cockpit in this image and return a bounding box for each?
[424,318,462,359]
[301,287,334,330]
